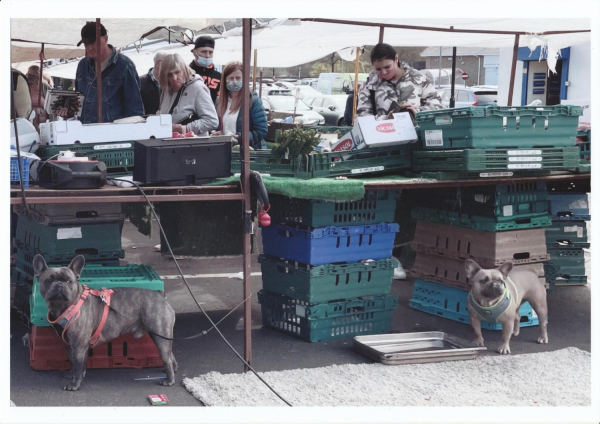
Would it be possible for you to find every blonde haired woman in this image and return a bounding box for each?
[159,53,218,135]
[213,61,267,149]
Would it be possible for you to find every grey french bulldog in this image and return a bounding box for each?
[33,254,177,391]
[464,259,548,355]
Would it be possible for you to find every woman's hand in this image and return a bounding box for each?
[232,134,239,140]
[172,124,186,134]
[400,103,417,116]
[211,130,223,136]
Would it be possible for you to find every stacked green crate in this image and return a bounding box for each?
[258,191,400,342]
[11,203,126,323]
[412,105,583,178]
[544,191,590,287]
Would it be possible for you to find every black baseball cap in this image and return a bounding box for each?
[194,35,215,50]
[77,22,107,47]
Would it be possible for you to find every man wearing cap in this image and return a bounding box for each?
[140,50,167,115]
[75,22,144,123]
[189,36,221,104]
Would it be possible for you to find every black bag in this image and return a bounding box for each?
[169,84,199,125]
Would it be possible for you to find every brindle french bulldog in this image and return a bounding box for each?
[33,254,177,390]
[465,259,549,355]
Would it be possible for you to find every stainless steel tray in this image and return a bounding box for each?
[353,331,487,365]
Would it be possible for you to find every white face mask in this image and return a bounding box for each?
[197,57,213,67]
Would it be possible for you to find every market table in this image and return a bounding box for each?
[10,172,590,204]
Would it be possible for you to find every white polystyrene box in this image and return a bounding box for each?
[39,115,172,145]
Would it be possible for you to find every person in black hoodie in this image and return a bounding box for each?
[189,35,221,105]
[140,50,167,115]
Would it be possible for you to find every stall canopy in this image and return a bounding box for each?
[12,18,591,78]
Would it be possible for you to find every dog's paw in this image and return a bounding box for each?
[160,379,175,387]
[497,344,511,355]
[472,337,485,347]
[537,336,548,344]
[63,384,80,391]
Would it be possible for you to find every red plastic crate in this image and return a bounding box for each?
[29,325,164,371]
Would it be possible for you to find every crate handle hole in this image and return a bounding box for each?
[75,211,99,219]
[556,212,573,217]
[513,252,531,260]
[75,248,99,255]
[514,219,531,225]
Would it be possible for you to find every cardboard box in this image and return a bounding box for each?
[330,131,355,152]
[352,112,418,149]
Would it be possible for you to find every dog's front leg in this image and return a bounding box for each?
[497,319,514,355]
[469,314,484,346]
[64,345,88,391]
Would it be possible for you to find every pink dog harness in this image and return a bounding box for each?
[47,284,114,348]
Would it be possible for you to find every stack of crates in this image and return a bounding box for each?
[412,105,583,179]
[407,183,551,330]
[11,203,126,324]
[544,186,590,287]
[258,191,401,342]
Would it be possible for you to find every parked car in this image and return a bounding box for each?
[305,94,349,126]
[274,81,296,90]
[261,95,325,126]
[437,85,498,107]
[251,83,292,96]
[293,85,320,97]
[296,78,318,89]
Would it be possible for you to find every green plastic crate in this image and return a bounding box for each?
[416,105,582,150]
[413,147,580,172]
[14,215,123,258]
[232,144,412,179]
[412,206,551,232]
[259,255,397,303]
[29,264,164,327]
[409,169,553,180]
[269,190,399,227]
[36,141,135,172]
[544,262,587,287]
[426,182,548,206]
[258,290,398,342]
[545,221,589,248]
[305,125,353,134]
[13,202,124,225]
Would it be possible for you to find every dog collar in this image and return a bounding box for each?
[468,277,518,323]
[47,285,114,348]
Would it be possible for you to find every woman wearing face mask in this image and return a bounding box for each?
[159,54,219,136]
[356,43,445,120]
[189,36,221,105]
[212,61,267,150]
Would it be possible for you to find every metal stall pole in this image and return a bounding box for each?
[259,70,263,98]
[37,43,45,128]
[95,19,103,123]
[449,27,457,109]
[507,34,520,107]
[379,26,384,43]
[352,47,360,123]
[252,49,258,92]
[241,18,253,372]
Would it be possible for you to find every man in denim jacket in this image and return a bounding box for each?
[75,22,144,123]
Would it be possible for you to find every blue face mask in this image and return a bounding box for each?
[196,56,213,67]
[226,80,243,92]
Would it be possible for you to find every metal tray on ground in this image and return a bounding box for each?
[353,331,486,365]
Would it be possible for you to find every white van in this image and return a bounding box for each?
[317,73,369,95]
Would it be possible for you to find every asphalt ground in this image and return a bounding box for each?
[9,219,592,407]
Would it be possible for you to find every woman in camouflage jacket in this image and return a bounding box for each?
[357,43,445,119]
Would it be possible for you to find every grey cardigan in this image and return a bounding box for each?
[160,74,218,136]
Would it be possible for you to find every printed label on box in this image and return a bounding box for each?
[94,143,132,150]
[435,117,452,125]
[508,156,542,162]
[295,305,306,318]
[351,166,385,174]
[56,227,82,240]
[480,172,514,177]
[424,130,444,146]
[507,150,542,155]
[564,225,584,238]
[503,205,514,217]
[507,163,542,169]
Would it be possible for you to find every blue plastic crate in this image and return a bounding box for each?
[548,193,590,220]
[261,223,399,266]
[10,157,30,188]
[409,279,540,331]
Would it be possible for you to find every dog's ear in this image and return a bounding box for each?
[68,255,86,278]
[498,262,513,279]
[33,254,48,278]
[465,259,482,280]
